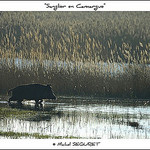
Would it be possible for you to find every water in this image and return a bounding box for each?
[1,58,149,75]
[0,97,150,139]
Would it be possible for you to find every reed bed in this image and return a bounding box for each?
[1,12,150,99]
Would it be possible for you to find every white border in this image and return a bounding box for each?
[0,1,150,11]
[0,139,150,149]
[0,1,150,149]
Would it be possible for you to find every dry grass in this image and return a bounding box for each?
[1,12,150,99]
[1,58,150,99]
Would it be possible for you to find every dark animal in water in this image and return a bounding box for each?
[8,84,56,104]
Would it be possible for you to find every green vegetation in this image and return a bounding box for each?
[1,12,150,98]
[0,107,37,118]
[0,106,80,139]
[0,131,49,139]
[0,131,79,139]
[0,106,62,120]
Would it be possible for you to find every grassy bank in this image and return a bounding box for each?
[0,131,79,139]
[1,12,150,99]
[0,131,51,139]
[0,107,80,139]
[0,107,37,119]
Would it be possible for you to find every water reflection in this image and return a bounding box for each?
[8,102,57,112]
[0,98,150,139]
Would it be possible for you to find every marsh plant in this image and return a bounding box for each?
[1,12,150,98]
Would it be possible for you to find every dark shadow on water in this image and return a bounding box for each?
[25,110,63,122]
[8,102,56,112]
[8,102,64,122]
[25,113,52,122]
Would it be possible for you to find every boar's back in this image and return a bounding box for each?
[11,84,52,100]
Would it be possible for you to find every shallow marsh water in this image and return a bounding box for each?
[1,58,148,75]
[0,96,150,139]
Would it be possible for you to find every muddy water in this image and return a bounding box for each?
[0,97,150,139]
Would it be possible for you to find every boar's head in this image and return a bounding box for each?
[45,84,56,99]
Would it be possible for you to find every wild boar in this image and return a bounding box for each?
[8,84,56,104]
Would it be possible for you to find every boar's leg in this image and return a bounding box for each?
[8,97,15,103]
[8,97,12,103]
[35,99,39,104]
[39,99,43,104]
[17,99,23,104]
[35,99,43,104]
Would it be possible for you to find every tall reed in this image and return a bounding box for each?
[1,12,150,99]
